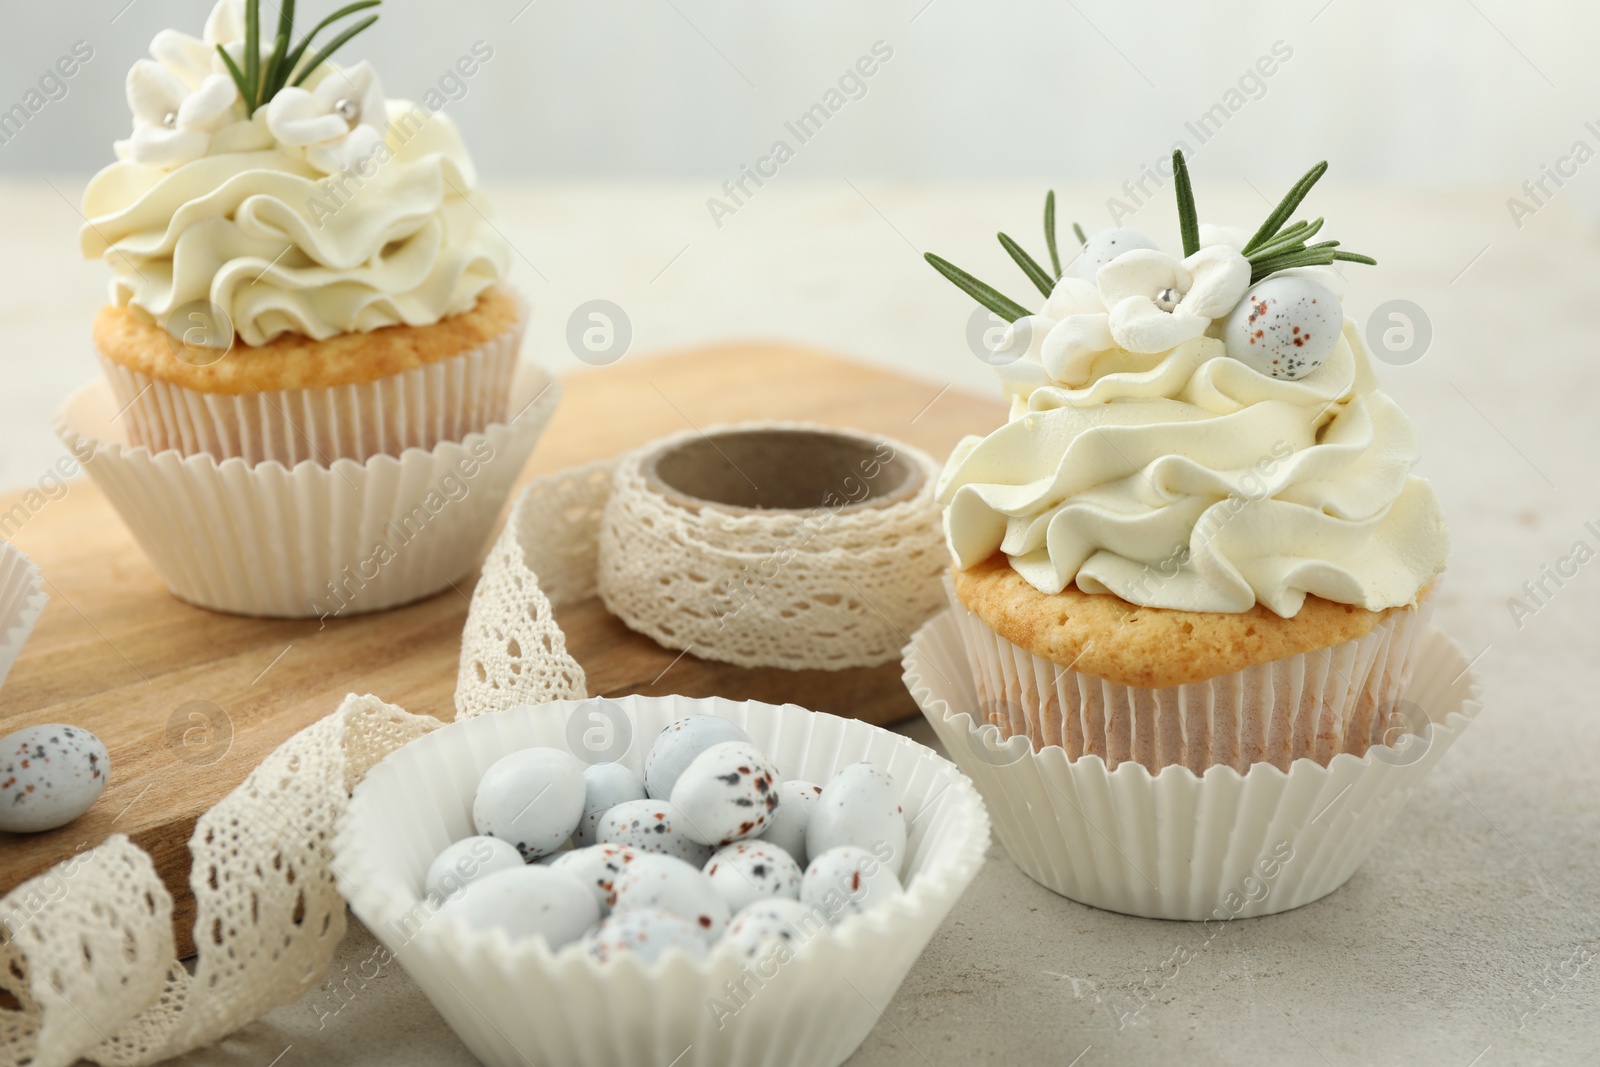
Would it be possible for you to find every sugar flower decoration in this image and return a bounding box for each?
[265,61,387,174]
[121,60,239,168]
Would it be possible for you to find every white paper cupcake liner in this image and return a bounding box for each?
[53,363,561,619]
[98,296,525,466]
[944,577,1433,774]
[904,609,1481,920]
[333,694,991,1067]
[0,542,46,690]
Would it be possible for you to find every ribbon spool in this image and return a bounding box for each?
[596,424,949,671]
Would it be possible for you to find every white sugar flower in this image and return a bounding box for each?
[266,61,387,174]
[121,59,239,168]
[1098,244,1251,354]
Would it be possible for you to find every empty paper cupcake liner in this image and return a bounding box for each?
[904,609,1481,920]
[54,362,560,619]
[98,297,525,467]
[944,577,1433,774]
[332,694,991,1067]
[0,542,46,689]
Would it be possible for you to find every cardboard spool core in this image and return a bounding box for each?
[643,427,924,513]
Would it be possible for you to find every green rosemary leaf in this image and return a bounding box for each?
[1073,221,1087,245]
[292,14,380,86]
[245,0,260,110]
[216,44,254,110]
[283,1,383,87]
[1044,190,1061,280]
[1172,149,1200,257]
[1249,251,1341,284]
[1242,161,1328,254]
[998,232,1055,298]
[261,0,296,99]
[924,253,1031,322]
[1246,218,1321,261]
[1331,251,1377,265]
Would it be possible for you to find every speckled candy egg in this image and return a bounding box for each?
[703,840,803,913]
[806,763,908,876]
[608,852,731,938]
[575,762,646,847]
[723,898,821,961]
[585,908,710,964]
[0,724,109,833]
[1070,227,1161,282]
[425,836,524,901]
[472,747,587,861]
[596,798,713,866]
[801,846,904,921]
[671,741,780,847]
[550,843,639,912]
[1222,276,1342,380]
[759,779,823,867]
[437,865,598,948]
[643,715,751,800]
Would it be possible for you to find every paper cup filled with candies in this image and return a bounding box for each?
[333,695,990,1067]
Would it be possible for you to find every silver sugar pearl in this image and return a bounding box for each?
[333,98,361,124]
[162,111,179,128]
[1154,286,1180,312]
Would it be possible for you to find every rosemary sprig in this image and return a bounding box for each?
[1072,221,1087,244]
[1044,190,1061,280]
[216,0,384,114]
[1172,149,1200,257]
[923,253,1031,322]
[1242,161,1328,254]
[998,232,1055,298]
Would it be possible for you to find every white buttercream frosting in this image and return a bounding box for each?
[939,313,1449,617]
[83,1,508,346]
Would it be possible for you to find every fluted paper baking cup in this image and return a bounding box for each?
[98,297,524,466]
[0,542,46,689]
[905,609,1480,920]
[54,363,560,618]
[333,694,990,1067]
[944,578,1433,774]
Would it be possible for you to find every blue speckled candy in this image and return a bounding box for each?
[670,741,781,847]
[585,908,709,965]
[758,779,822,868]
[801,846,904,921]
[608,852,731,939]
[703,840,802,913]
[0,723,109,833]
[596,798,713,866]
[472,747,588,861]
[550,843,639,913]
[643,716,751,800]
[806,763,908,876]
[1222,276,1342,380]
[437,865,598,948]
[425,836,525,901]
[575,762,646,847]
[723,898,821,961]
[1071,227,1160,282]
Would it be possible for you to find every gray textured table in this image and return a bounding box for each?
[7,181,1591,1066]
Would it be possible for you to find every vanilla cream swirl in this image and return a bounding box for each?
[80,100,508,346]
[938,320,1448,617]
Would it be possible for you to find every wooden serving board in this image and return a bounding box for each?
[0,343,1002,956]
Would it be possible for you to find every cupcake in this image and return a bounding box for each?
[57,1,560,618]
[923,152,1449,775]
[79,0,516,465]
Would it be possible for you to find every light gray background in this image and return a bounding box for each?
[2,3,1598,1065]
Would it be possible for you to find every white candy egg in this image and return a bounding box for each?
[609,852,731,939]
[424,836,524,901]
[550,843,639,913]
[1071,227,1160,282]
[670,741,781,847]
[436,865,597,948]
[472,747,588,860]
[758,779,822,867]
[596,798,713,866]
[575,762,646,847]
[801,846,904,921]
[806,763,908,876]
[0,724,109,833]
[643,715,751,800]
[703,840,802,913]
[586,908,710,965]
[723,898,823,961]
[1222,276,1342,380]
